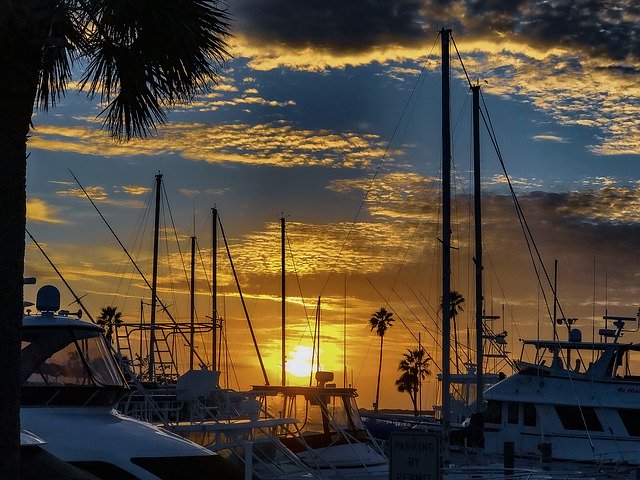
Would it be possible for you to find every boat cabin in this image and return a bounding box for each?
[21,285,127,406]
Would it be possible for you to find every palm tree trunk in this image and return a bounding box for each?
[453,315,460,373]
[374,335,384,413]
[411,390,418,417]
[0,8,44,477]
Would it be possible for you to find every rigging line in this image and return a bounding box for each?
[200,209,214,296]
[478,93,564,327]
[450,34,474,89]
[482,246,523,341]
[68,169,207,367]
[451,150,523,344]
[390,286,439,351]
[481,103,565,328]
[161,182,186,322]
[193,238,211,365]
[417,288,443,327]
[162,182,193,318]
[367,277,418,343]
[407,284,442,336]
[452,33,552,338]
[383,284,468,401]
[385,180,438,301]
[354,336,376,386]
[196,237,211,300]
[318,32,441,298]
[106,178,154,311]
[26,228,96,323]
[127,190,154,313]
[285,229,314,343]
[381,79,442,300]
[217,212,270,385]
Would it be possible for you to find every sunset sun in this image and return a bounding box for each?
[287,346,315,378]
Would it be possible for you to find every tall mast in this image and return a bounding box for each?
[212,207,218,370]
[472,84,484,408]
[149,173,162,382]
[440,28,452,436]
[281,215,286,386]
[190,235,196,370]
[344,276,347,388]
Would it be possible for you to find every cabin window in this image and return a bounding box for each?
[484,400,501,424]
[507,402,519,424]
[523,403,537,427]
[554,405,603,431]
[21,327,124,387]
[618,409,640,436]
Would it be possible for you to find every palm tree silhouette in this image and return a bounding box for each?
[395,347,431,416]
[0,4,231,474]
[369,307,394,413]
[441,290,465,374]
[97,306,123,345]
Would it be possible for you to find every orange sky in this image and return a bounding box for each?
[23,1,640,411]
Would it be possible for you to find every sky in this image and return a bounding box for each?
[23,0,640,412]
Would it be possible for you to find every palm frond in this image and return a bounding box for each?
[78,0,232,140]
[25,2,83,110]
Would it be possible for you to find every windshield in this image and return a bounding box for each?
[22,327,124,387]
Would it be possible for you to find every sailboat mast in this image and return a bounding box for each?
[440,28,452,435]
[472,84,484,408]
[190,235,196,370]
[149,173,162,382]
[344,276,347,388]
[281,215,286,386]
[212,207,218,370]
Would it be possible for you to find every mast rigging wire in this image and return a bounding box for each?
[68,170,207,367]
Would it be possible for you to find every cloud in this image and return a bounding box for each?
[179,188,227,197]
[26,198,68,224]
[29,122,388,169]
[121,185,150,196]
[233,0,427,54]
[484,174,542,190]
[57,185,108,200]
[532,134,567,143]
[329,172,441,220]
[232,0,639,64]
[228,1,640,156]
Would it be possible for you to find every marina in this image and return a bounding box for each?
[2,1,638,479]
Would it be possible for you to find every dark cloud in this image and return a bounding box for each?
[233,0,639,62]
[233,0,428,52]
[483,189,640,299]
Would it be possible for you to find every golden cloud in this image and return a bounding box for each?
[30,122,387,169]
[121,185,151,196]
[26,198,68,224]
[57,185,108,200]
[230,31,640,157]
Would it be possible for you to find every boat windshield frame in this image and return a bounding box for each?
[21,322,127,406]
[518,339,640,379]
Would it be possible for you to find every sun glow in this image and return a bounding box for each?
[287,345,314,378]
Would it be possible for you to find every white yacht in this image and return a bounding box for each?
[21,285,243,480]
[483,311,640,465]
